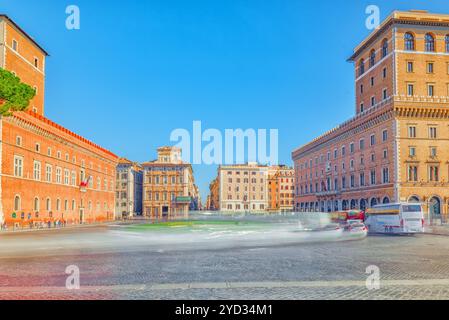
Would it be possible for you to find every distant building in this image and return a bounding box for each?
[115,158,143,219]
[142,147,199,219]
[268,166,295,212]
[207,178,220,211]
[215,163,269,213]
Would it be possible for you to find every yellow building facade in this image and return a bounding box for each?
[142,147,199,219]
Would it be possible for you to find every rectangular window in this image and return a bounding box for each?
[428,84,435,97]
[382,130,388,142]
[45,164,52,182]
[33,161,41,181]
[56,167,62,184]
[407,84,414,96]
[382,168,389,184]
[427,62,434,74]
[430,147,437,158]
[429,127,437,139]
[370,170,376,185]
[383,89,388,100]
[71,171,77,186]
[14,156,24,177]
[370,134,376,146]
[407,61,414,73]
[371,96,376,107]
[359,139,365,150]
[409,146,416,157]
[360,173,365,187]
[64,169,70,185]
[408,166,418,182]
[408,126,417,138]
[350,143,354,154]
[382,67,387,78]
[12,39,18,51]
[429,166,439,182]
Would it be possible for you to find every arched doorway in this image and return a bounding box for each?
[360,199,367,211]
[382,197,390,204]
[334,200,339,212]
[408,196,420,203]
[370,198,378,207]
[350,199,357,209]
[429,196,441,220]
[342,200,348,210]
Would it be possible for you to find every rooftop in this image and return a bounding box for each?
[348,10,449,61]
[14,110,118,159]
[0,14,49,56]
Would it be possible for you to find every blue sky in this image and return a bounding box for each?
[2,0,448,202]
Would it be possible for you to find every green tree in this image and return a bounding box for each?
[0,68,36,116]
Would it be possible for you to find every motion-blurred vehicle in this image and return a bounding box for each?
[331,210,365,224]
[365,203,425,235]
[342,221,368,237]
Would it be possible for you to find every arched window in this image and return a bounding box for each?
[360,199,367,211]
[34,197,40,212]
[72,200,76,211]
[46,198,51,211]
[56,199,61,211]
[425,33,435,52]
[408,196,420,203]
[383,197,390,204]
[446,35,449,53]
[382,39,388,58]
[359,59,365,76]
[14,195,21,211]
[369,49,376,67]
[404,32,415,51]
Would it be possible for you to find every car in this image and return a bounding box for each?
[343,221,368,237]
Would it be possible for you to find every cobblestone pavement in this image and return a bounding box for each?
[1,226,449,300]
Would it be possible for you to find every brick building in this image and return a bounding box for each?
[268,165,295,212]
[0,15,118,227]
[292,10,449,224]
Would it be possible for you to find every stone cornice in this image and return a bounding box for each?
[292,101,394,161]
[3,115,118,167]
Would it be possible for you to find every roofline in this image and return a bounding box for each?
[0,14,49,56]
[18,110,118,159]
[347,10,449,62]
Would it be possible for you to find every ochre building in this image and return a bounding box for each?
[142,147,199,219]
[268,165,295,212]
[292,10,449,224]
[0,15,118,228]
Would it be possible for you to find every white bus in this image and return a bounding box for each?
[365,203,425,235]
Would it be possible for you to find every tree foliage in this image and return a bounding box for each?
[0,68,36,116]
